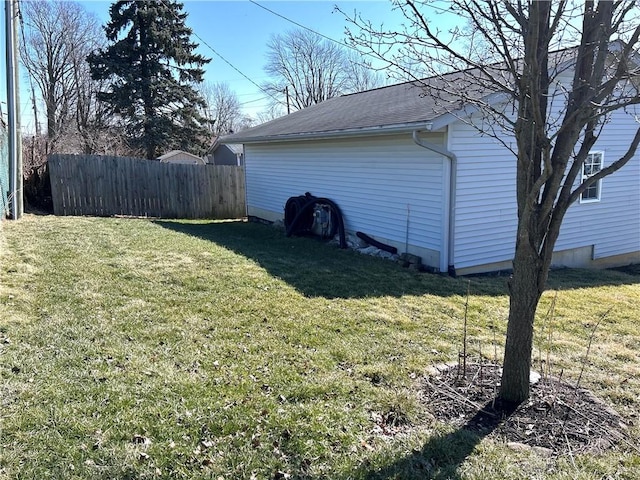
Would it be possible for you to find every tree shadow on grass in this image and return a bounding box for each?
[154,220,639,300]
[357,400,517,480]
[154,220,478,300]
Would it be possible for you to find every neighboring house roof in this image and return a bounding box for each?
[208,136,244,155]
[157,150,205,164]
[226,143,244,155]
[206,136,222,155]
[205,136,244,166]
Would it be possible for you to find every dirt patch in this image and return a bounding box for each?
[422,362,630,456]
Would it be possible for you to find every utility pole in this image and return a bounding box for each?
[31,84,39,136]
[5,0,22,219]
[284,86,291,115]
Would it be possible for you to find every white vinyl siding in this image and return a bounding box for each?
[448,120,518,269]
[244,134,446,259]
[449,105,640,270]
[556,108,640,259]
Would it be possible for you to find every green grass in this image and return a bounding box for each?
[0,215,639,479]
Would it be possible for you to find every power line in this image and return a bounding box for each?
[238,97,270,107]
[16,0,41,136]
[158,0,284,108]
[248,0,359,52]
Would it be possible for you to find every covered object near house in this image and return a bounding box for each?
[222,68,640,275]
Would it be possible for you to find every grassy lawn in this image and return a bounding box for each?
[1,215,639,479]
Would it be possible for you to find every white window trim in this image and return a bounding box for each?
[580,151,603,203]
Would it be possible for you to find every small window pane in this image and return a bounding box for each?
[581,152,602,202]
[583,184,598,200]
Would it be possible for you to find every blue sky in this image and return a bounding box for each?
[2,0,458,131]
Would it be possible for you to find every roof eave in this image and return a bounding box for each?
[220,121,435,144]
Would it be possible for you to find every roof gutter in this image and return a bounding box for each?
[412,129,457,275]
[222,122,434,144]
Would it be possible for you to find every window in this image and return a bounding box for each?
[581,152,603,202]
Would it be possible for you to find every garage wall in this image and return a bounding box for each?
[447,120,519,270]
[448,105,640,272]
[244,133,447,267]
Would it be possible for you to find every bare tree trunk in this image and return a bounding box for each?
[501,236,547,403]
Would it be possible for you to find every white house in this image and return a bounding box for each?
[221,58,640,275]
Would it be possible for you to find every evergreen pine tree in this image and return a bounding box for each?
[88,0,210,159]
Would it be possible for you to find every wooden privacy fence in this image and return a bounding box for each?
[48,154,246,219]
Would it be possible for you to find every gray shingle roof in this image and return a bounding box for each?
[220,79,464,144]
[220,45,598,144]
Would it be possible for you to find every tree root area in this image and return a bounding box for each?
[423,362,628,455]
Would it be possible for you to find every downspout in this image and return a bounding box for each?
[412,130,457,275]
[242,144,249,218]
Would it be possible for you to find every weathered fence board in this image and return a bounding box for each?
[48,154,246,219]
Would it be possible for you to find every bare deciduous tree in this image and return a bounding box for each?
[344,51,386,93]
[345,0,640,403]
[263,28,383,111]
[72,44,114,155]
[198,82,252,134]
[255,105,287,125]
[20,0,103,151]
